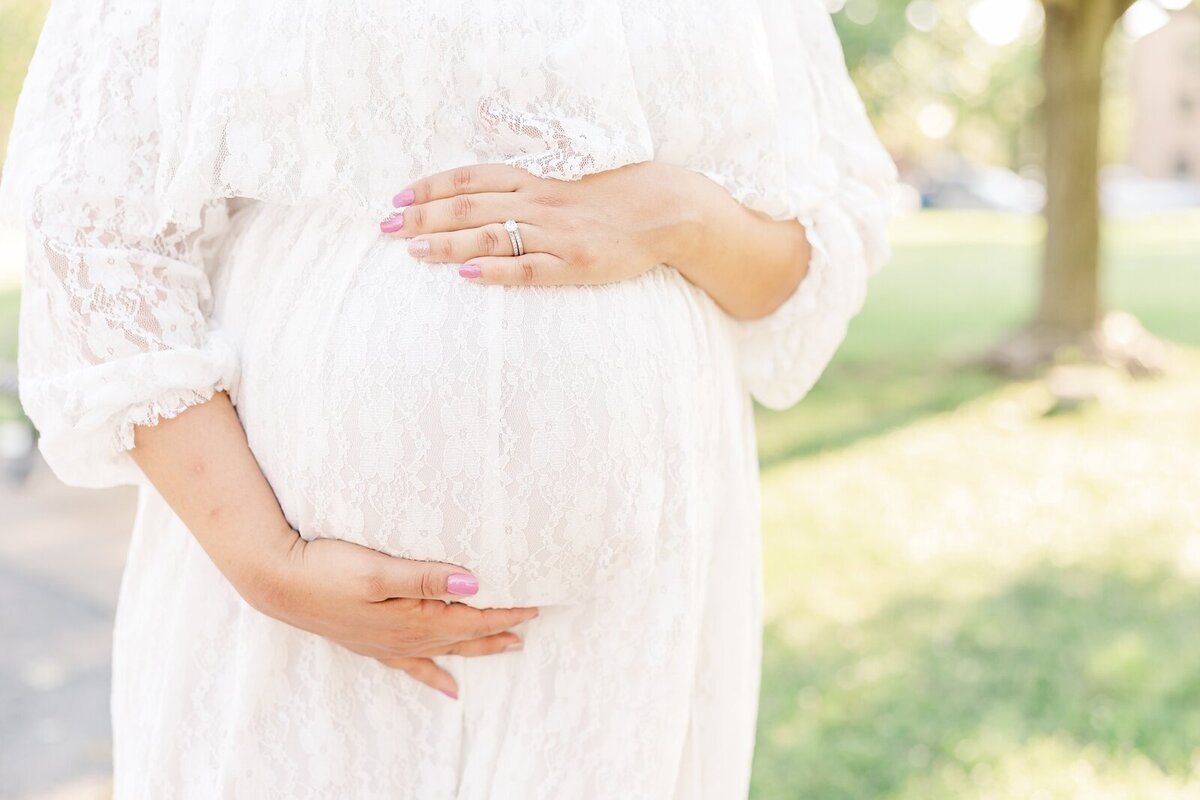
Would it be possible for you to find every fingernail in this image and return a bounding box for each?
[407,238,430,258]
[440,688,458,700]
[458,265,481,279]
[393,188,416,207]
[446,573,479,595]
[505,640,524,652]
[380,211,404,233]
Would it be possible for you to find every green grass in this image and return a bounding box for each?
[754,210,1200,466]
[751,210,1200,798]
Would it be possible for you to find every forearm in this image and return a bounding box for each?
[657,166,812,321]
[129,390,297,604]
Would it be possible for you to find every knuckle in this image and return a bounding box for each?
[419,568,443,599]
[519,257,536,284]
[408,205,425,229]
[412,179,432,203]
[359,568,389,600]
[450,194,473,221]
[391,624,423,651]
[385,644,412,661]
[480,226,502,253]
[435,236,455,260]
[532,191,566,208]
[451,166,474,192]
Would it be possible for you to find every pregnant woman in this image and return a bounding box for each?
[1,0,896,797]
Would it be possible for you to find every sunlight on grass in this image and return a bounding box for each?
[753,361,1200,798]
[753,362,1200,797]
[750,209,1200,799]
[896,736,1200,799]
[755,209,1200,466]
[760,355,1200,628]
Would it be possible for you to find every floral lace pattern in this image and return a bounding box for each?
[1,0,896,796]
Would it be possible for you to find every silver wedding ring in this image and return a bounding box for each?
[504,219,525,257]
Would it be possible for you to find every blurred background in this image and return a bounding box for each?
[1,0,1198,798]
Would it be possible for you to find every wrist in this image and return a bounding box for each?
[647,164,812,321]
[656,167,745,289]
[652,165,705,266]
[214,519,301,613]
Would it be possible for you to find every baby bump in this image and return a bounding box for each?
[212,202,722,607]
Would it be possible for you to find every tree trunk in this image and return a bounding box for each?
[981,1,1170,378]
[1036,1,1114,332]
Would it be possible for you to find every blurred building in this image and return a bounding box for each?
[1130,8,1200,180]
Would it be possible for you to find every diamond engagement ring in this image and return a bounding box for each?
[504,219,525,257]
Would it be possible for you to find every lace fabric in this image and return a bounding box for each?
[1,0,896,795]
[1,0,897,487]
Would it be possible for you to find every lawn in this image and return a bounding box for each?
[751,210,1200,798]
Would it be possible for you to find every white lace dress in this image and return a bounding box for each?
[0,0,896,797]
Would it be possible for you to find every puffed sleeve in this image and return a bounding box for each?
[0,0,238,488]
[732,0,898,410]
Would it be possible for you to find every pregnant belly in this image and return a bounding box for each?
[210,200,730,608]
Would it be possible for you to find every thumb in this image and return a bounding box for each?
[375,554,480,601]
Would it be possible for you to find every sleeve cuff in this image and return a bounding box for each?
[24,328,240,489]
[732,215,838,410]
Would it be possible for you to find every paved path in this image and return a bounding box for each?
[0,455,135,799]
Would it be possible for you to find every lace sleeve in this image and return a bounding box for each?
[731,0,898,411]
[1,0,238,488]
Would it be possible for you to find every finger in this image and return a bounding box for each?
[395,601,539,641]
[377,656,459,699]
[365,556,483,601]
[415,632,524,658]
[391,192,524,237]
[396,164,532,207]
[458,253,570,286]
[364,600,538,653]
[408,222,544,263]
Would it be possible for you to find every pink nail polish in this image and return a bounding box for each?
[408,239,430,258]
[380,211,404,233]
[458,265,481,279]
[447,573,479,595]
[393,188,416,207]
[440,688,458,700]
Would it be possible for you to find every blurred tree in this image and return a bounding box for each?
[833,0,1178,374]
[990,0,1171,375]
[1038,0,1129,332]
[833,1,1044,175]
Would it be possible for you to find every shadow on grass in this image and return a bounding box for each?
[752,563,1200,799]
[754,360,1006,470]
